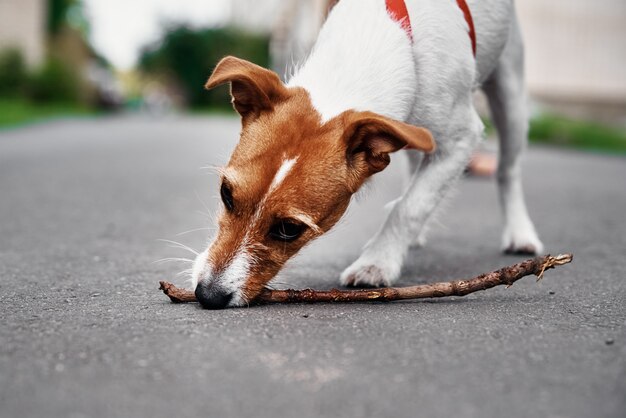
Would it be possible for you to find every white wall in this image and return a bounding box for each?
[230,0,284,32]
[517,0,626,104]
[0,0,46,67]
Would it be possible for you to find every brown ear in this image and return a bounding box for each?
[342,111,435,176]
[205,56,287,119]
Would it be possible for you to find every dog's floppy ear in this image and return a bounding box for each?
[205,56,288,119]
[342,111,435,178]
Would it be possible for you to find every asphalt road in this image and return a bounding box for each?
[0,115,624,418]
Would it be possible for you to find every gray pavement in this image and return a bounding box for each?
[0,115,624,418]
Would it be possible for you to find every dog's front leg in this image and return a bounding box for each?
[341,111,483,287]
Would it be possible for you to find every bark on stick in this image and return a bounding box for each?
[159,253,572,305]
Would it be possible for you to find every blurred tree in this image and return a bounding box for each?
[47,0,91,43]
[48,0,75,35]
[29,56,79,103]
[44,0,110,105]
[139,26,270,108]
[47,0,96,64]
[0,49,28,97]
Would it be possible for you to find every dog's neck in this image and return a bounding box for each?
[287,0,417,123]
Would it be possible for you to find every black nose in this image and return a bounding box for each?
[195,280,233,309]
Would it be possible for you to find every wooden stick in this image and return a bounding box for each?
[159,253,573,305]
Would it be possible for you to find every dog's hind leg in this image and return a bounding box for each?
[482,14,544,255]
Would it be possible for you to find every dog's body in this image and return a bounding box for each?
[192,0,543,308]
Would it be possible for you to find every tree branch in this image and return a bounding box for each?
[159,253,573,305]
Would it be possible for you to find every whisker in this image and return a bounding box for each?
[199,164,222,174]
[195,210,213,222]
[195,190,213,215]
[267,281,293,287]
[152,257,194,265]
[175,227,214,236]
[157,239,200,256]
[175,268,193,277]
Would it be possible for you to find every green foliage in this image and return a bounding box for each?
[0,49,28,97]
[48,0,90,39]
[29,56,79,103]
[48,0,75,35]
[0,48,80,104]
[483,113,626,154]
[0,98,93,128]
[529,114,626,153]
[65,1,90,36]
[139,26,270,108]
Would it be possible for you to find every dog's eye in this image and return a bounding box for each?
[220,183,234,211]
[268,220,305,242]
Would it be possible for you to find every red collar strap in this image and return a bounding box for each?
[385,0,413,40]
[385,0,476,57]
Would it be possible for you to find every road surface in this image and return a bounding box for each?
[0,116,624,418]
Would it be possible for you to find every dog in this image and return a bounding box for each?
[191,0,544,308]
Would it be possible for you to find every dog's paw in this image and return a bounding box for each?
[340,255,401,287]
[501,227,544,255]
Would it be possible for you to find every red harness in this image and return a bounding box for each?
[385,0,477,57]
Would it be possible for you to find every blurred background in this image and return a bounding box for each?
[0,0,625,150]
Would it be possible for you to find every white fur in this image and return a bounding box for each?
[290,212,322,234]
[269,157,298,191]
[251,156,299,226]
[191,248,209,289]
[288,0,543,287]
[192,247,250,307]
[218,251,250,306]
[288,0,417,122]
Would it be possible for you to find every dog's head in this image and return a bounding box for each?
[192,57,435,308]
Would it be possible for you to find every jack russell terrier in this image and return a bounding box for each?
[191,0,544,308]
